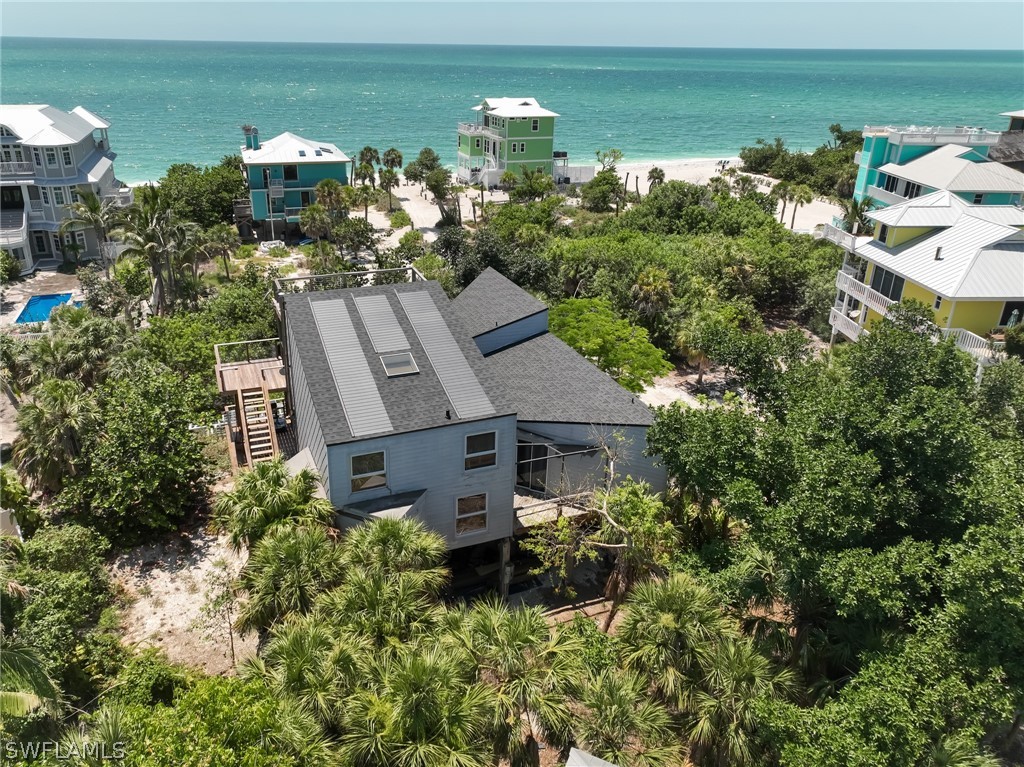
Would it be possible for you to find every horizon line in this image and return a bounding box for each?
[2,34,1021,52]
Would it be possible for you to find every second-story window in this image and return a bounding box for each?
[351,451,386,493]
[883,174,899,193]
[32,148,42,167]
[53,187,66,206]
[61,147,73,167]
[40,187,50,205]
[283,165,298,181]
[532,118,539,132]
[475,138,480,149]
[905,182,922,199]
[869,266,905,302]
[465,432,496,470]
[45,148,58,166]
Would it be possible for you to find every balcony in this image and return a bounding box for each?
[829,308,865,341]
[101,187,134,207]
[865,185,907,207]
[940,328,1005,364]
[821,222,859,251]
[835,271,895,316]
[458,122,504,141]
[863,125,1001,147]
[0,209,27,247]
[0,161,34,176]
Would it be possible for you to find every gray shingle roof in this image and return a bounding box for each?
[485,332,655,427]
[282,281,511,445]
[450,267,547,338]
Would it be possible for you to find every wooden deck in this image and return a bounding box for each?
[215,358,286,395]
[513,492,592,533]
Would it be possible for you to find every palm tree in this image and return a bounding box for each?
[0,534,28,602]
[617,573,737,712]
[647,166,666,193]
[314,178,348,221]
[0,635,61,719]
[242,613,370,729]
[378,168,400,211]
[355,162,376,189]
[454,598,581,766]
[500,169,519,190]
[837,195,876,235]
[235,524,344,635]
[732,174,758,197]
[771,180,792,223]
[16,306,129,390]
[340,517,448,586]
[213,459,334,552]
[298,203,332,243]
[707,176,731,197]
[354,184,376,220]
[337,644,495,767]
[630,266,673,323]
[382,147,403,172]
[789,184,815,229]
[13,378,98,493]
[359,146,381,183]
[574,668,681,767]
[686,637,794,767]
[200,222,239,282]
[59,187,123,277]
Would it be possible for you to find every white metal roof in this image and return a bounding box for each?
[0,104,106,146]
[869,190,1024,228]
[241,131,351,165]
[999,109,1024,119]
[567,749,619,767]
[476,97,559,118]
[857,214,1024,299]
[878,143,1024,193]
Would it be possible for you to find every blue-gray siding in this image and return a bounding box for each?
[474,310,548,356]
[287,324,330,498]
[310,298,393,437]
[328,415,518,548]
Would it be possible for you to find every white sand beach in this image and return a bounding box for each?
[615,157,842,233]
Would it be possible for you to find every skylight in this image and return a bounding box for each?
[298,150,306,157]
[381,352,418,377]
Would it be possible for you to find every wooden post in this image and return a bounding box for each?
[499,538,512,599]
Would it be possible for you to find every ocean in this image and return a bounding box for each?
[2,38,1021,184]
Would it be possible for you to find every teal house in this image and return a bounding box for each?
[240,126,352,240]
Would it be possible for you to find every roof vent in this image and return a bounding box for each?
[934,246,943,261]
[298,150,306,157]
[381,352,419,377]
[315,150,322,156]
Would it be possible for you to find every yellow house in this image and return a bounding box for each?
[825,190,1024,364]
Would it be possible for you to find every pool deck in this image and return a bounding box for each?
[0,271,84,330]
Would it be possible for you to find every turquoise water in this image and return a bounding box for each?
[2,38,1021,183]
[16,293,72,323]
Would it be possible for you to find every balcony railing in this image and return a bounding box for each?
[821,222,858,251]
[829,308,865,341]
[0,161,34,175]
[458,122,504,141]
[865,185,907,207]
[940,328,1005,363]
[835,271,896,316]
[863,125,1001,146]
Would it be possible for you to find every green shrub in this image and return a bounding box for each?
[1005,324,1024,359]
[267,245,290,260]
[390,209,413,229]
[109,649,189,707]
[235,244,257,259]
[0,248,22,283]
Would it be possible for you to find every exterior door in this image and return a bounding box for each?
[516,442,548,493]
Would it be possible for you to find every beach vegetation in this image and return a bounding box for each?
[739,124,861,199]
[580,167,626,212]
[0,248,21,284]
[389,208,412,228]
[157,156,247,228]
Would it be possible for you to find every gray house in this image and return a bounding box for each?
[279,268,665,578]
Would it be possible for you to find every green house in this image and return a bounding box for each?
[456,98,562,187]
[240,126,352,240]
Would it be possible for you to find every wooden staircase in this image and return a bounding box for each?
[238,388,278,465]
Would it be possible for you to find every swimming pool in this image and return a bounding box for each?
[15,293,73,324]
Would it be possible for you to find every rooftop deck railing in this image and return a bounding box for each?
[458,122,504,141]
[214,337,282,366]
[274,266,427,300]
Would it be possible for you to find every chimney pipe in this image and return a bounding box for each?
[445,409,451,420]
[934,246,943,261]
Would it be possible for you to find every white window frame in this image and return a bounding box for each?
[33,233,47,253]
[40,187,50,205]
[75,231,87,249]
[45,148,57,166]
[475,138,480,149]
[973,193,984,205]
[933,296,942,311]
[61,146,73,167]
[32,148,42,167]
[53,187,66,206]
[519,142,526,153]
[510,143,517,155]
[532,118,539,132]
[51,234,61,253]
[455,493,488,536]
[350,450,387,493]
[465,431,497,471]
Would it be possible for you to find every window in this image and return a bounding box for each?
[510,143,517,155]
[933,296,942,311]
[905,182,922,199]
[1000,301,1024,326]
[532,118,539,132]
[877,224,889,244]
[973,193,985,205]
[32,148,41,167]
[882,174,899,193]
[40,187,50,205]
[53,187,66,206]
[474,138,480,149]
[61,147,73,167]
[456,493,487,535]
[52,234,61,253]
[45,148,57,166]
[0,126,14,137]
[75,231,86,249]
[351,451,386,493]
[380,352,418,377]
[283,165,298,181]
[70,187,80,203]
[33,233,47,253]
[519,142,526,153]
[869,266,905,302]
[484,139,490,153]
[300,190,312,207]
[465,432,496,470]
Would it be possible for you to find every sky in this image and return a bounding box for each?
[1,1,1022,50]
